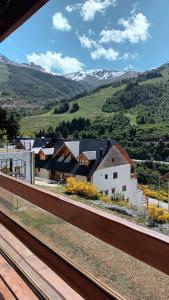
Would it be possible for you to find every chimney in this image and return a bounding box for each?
[100,148,103,157]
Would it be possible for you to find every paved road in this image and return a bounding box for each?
[133,159,169,166]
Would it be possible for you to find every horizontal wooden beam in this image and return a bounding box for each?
[1,173,169,276]
[0,0,49,42]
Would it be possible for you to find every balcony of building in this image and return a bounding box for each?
[0,172,169,299]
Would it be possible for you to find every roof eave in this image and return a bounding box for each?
[0,0,49,42]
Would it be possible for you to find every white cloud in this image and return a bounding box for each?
[100,13,150,43]
[53,12,71,31]
[131,52,140,59]
[78,35,97,48]
[124,65,135,71]
[65,5,74,12]
[26,51,85,74]
[118,52,140,60]
[90,47,138,61]
[89,29,95,36]
[65,0,118,21]
[81,0,118,21]
[65,4,81,12]
[120,53,129,60]
[91,46,119,61]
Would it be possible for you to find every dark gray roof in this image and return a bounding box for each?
[36,139,116,177]
[33,138,53,148]
[82,151,96,160]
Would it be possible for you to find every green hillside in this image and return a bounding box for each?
[21,85,126,136]
[0,54,168,161]
[0,61,86,114]
[11,63,169,161]
[20,68,169,149]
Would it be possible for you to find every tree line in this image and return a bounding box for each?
[0,106,19,143]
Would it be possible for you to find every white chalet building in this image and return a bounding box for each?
[34,138,142,207]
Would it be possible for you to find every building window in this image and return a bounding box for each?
[122,185,127,192]
[105,174,108,179]
[40,153,46,160]
[80,158,89,166]
[113,172,118,179]
[112,157,115,162]
[104,190,109,196]
[112,188,115,194]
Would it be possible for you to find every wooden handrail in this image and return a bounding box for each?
[1,173,169,276]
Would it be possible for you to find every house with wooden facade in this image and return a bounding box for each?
[33,138,142,206]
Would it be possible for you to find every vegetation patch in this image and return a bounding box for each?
[148,204,169,223]
[0,106,19,142]
[140,185,168,202]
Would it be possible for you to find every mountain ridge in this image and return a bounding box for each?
[0,54,46,72]
[0,53,169,116]
[0,55,87,114]
[64,69,140,88]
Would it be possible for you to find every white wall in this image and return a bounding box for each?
[35,168,49,179]
[92,164,132,200]
[130,178,138,206]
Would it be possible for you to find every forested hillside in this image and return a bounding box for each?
[21,63,169,161]
[0,61,87,115]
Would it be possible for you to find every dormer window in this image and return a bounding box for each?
[80,158,89,166]
[39,152,46,160]
[79,151,96,166]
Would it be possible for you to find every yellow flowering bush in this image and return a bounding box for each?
[66,177,99,200]
[66,177,128,206]
[100,195,112,204]
[140,185,168,202]
[148,204,169,223]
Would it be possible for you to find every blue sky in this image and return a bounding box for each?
[0,0,169,74]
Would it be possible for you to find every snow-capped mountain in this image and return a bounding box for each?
[64,69,125,81]
[64,69,139,88]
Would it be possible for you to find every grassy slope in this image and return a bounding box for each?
[20,85,125,136]
[20,71,169,136]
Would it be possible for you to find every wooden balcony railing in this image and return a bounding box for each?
[1,173,169,299]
